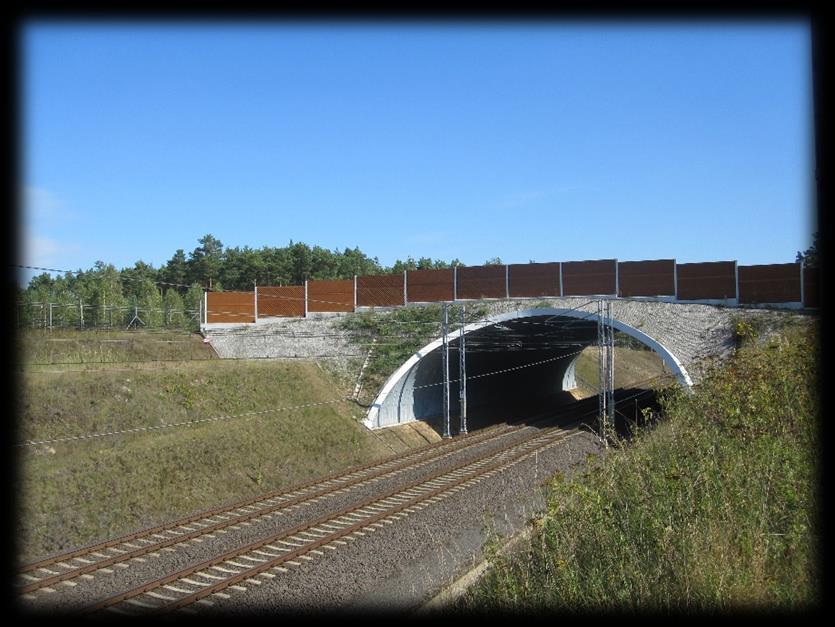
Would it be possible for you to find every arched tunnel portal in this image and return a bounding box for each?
[364,307,693,432]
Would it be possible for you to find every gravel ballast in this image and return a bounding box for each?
[19,423,602,615]
[194,429,603,615]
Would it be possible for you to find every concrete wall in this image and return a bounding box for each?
[201,297,812,431]
[364,304,694,429]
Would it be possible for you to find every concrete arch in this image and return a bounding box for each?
[364,307,693,430]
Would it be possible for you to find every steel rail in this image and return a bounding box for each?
[17,422,520,593]
[82,420,581,615]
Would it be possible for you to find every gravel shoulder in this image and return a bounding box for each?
[193,429,603,616]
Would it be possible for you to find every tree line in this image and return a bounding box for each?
[17,235,471,329]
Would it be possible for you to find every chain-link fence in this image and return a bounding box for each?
[16,301,202,331]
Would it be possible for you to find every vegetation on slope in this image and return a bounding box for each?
[18,328,217,368]
[338,303,489,407]
[572,330,671,399]
[457,318,819,612]
[16,330,393,563]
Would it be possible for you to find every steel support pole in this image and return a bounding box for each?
[597,299,614,447]
[442,302,451,438]
[607,300,615,433]
[459,304,468,434]
[597,300,605,441]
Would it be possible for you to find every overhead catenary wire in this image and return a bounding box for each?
[19,288,602,328]
[18,345,589,370]
[203,297,601,338]
[15,264,200,291]
[17,344,685,448]
[19,295,693,446]
[15,397,353,448]
[16,303,624,369]
[207,289,603,320]
[16,351,676,449]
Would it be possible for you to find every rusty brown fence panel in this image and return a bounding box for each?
[562,259,617,296]
[257,286,305,318]
[308,279,354,313]
[618,259,676,297]
[803,266,819,308]
[203,258,817,325]
[738,263,801,304]
[406,268,454,303]
[508,262,561,298]
[207,291,255,323]
[456,265,506,300]
[357,274,404,307]
[676,261,737,301]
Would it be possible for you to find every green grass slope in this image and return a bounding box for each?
[457,319,820,612]
[16,330,392,563]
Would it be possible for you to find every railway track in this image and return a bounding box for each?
[88,422,580,615]
[18,402,595,615]
[17,422,518,595]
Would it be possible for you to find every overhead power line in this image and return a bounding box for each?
[17,330,685,447]
[15,398,352,448]
[15,264,198,291]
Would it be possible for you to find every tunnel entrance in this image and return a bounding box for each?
[364,307,690,433]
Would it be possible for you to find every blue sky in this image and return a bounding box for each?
[19,19,815,287]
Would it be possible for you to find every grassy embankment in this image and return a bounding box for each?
[16,329,395,563]
[457,317,819,612]
[572,334,673,400]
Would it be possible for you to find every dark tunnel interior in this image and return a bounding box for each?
[400,314,657,436]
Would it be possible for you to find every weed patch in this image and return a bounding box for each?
[458,320,819,612]
[16,332,400,562]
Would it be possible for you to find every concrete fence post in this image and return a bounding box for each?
[673,260,678,301]
[505,264,510,298]
[734,260,739,305]
[254,283,258,323]
[453,266,458,301]
[304,280,309,318]
[404,270,408,305]
[800,260,805,307]
[558,262,564,297]
[353,275,358,311]
[614,259,619,297]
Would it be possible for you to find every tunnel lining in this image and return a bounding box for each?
[364,307,693,430]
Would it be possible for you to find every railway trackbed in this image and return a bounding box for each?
[17,406,594,615]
